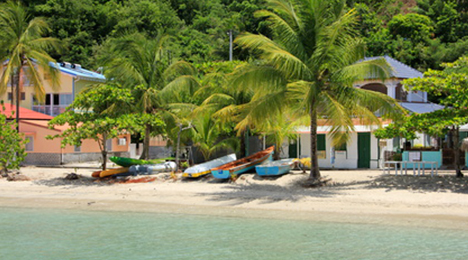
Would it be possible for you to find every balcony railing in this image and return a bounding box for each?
[32,105,67,117]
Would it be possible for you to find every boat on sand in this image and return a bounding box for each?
[211,146,274,179]
[182,154,237,178]
[110,156,174,167]
[128,162,177,176]
[92,167,129,178]
[255,159,296,177]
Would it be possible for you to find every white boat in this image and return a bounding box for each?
[255,159,296,176]
[182,154,237,178]
[128,161,177,175]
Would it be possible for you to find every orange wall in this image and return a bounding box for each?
[20,121,62,153]
[21,121,130,154]
[149,135,167,146]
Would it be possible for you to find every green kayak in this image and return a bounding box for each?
[110,156,175,167]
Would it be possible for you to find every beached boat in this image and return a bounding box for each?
[127,161,177,176]
[110,156,174,167]
[182,154,237,178]
[97,167,130,178]
[211,146,274,179]
[255,159,296,177]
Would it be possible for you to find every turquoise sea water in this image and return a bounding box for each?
[1,207,467,260]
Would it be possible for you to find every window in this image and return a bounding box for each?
[25,136,34,151]
[118,138,127,146]
[59,94,73,106]
[7,92,25,100]
[317,134,326,151]
[335,142,347,151]
[74,145,81,152]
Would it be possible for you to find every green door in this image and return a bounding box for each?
[289,139,298,158]
[358,133,371,168]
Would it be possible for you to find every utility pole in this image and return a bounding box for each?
[175,123,193,172]
[228,29,233,61]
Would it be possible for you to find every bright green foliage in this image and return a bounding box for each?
[32,0,182,68]
[194,60,254,157]
[234,0,404,180]
[0,102,27,172]
[189,112,239,161]
[47,84,163,170]
[101,32,199,159]
[388,14,434,43]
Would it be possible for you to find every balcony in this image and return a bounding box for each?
[32,105,67,117]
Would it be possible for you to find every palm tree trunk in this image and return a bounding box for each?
[101,133,108,170]
[453,126,464,178]
[309,108,321,180]
[239,130,246,158]
[14,67,21,132]
[140,124,151,160]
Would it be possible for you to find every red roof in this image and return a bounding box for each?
[1,103,54,120]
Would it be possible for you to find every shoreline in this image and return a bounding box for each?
[1,166,468,230]
[2,196,468,231]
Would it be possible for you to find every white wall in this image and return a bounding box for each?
[299,132,381,169]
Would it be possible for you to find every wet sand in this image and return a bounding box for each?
[1,166,468,230]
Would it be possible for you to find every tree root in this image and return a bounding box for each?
[301,177,332,188]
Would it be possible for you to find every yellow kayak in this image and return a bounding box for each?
[181,169,211,178]
[99,167,129,178]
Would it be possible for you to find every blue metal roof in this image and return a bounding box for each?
[399,102,444,114]
[364,56,423,79]
[50,62,106,82]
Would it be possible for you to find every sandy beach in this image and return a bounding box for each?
[1,165,468,230]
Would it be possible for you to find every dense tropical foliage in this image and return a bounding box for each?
[4,0,468,178]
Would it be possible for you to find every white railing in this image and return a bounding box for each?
[32,105,67,116]
[382,161,439,177]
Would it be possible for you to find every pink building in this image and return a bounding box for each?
[2,104,130,165]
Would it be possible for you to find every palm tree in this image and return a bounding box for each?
[102,33,199,159]
[234,0,403,181]
[194,62,254,158]
[0,0,62,129]
[189,111,239,161]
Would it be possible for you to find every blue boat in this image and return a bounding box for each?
[211,146,274,179]
[255,159,296,177]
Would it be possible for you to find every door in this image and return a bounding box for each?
[289,138,298,158]
[358,133,371,168]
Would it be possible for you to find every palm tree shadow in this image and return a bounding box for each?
[34,175,111,187]
[365,175,468,194]
[201,176,340,206]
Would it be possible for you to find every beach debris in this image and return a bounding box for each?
[65,173,80,180]
[120,177,157,184]
[6,173,31,181]
[300,177,332,188]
